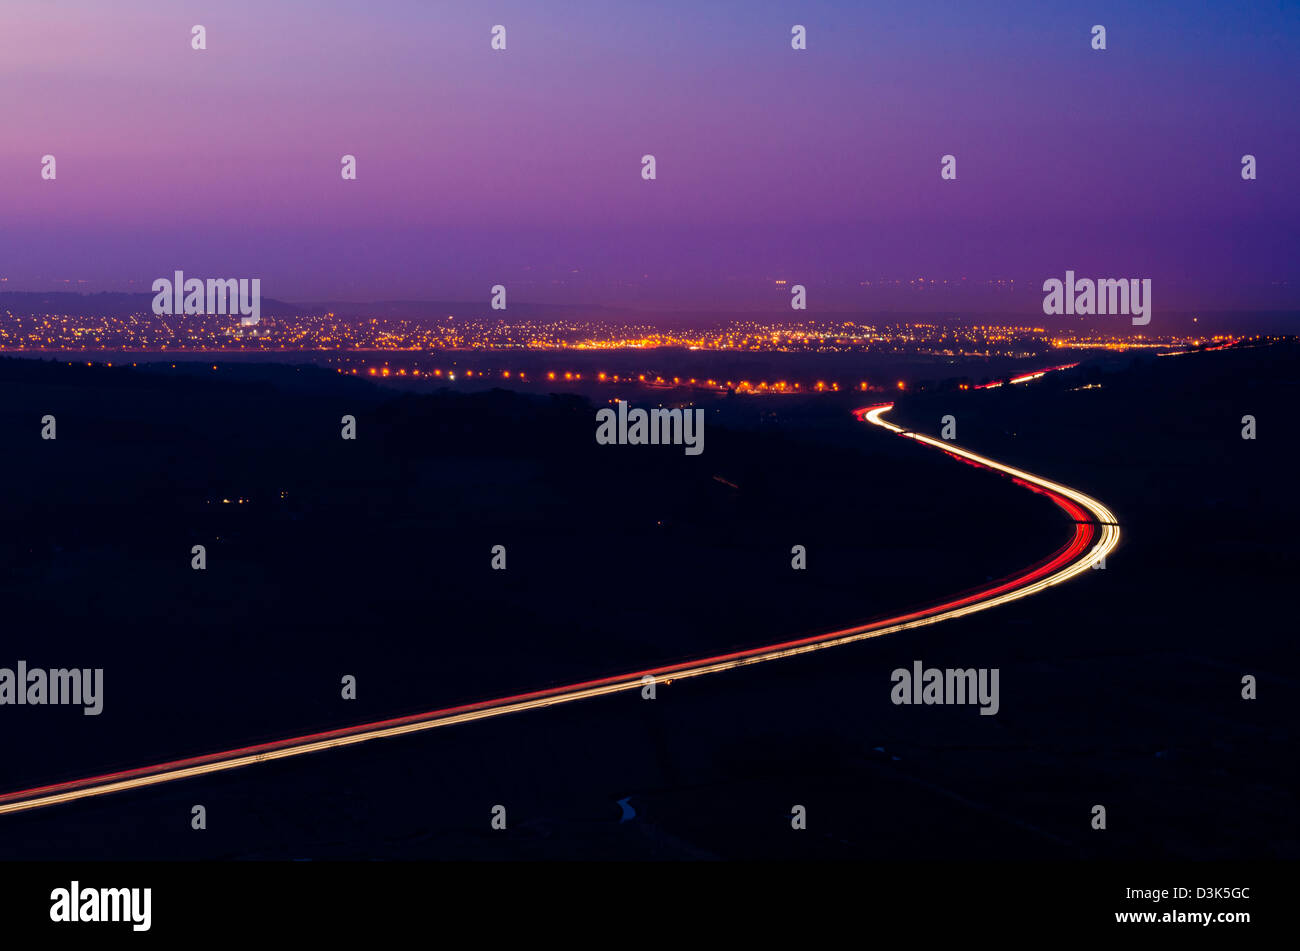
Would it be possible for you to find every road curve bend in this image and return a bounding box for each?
[0,402,1119,816]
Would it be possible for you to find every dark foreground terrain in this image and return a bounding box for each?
[0,343,1294,859]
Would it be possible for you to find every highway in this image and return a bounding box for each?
[0,402,1119,816]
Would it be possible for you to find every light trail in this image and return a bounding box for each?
[0,403,1118,816]
[975,362,1080,389]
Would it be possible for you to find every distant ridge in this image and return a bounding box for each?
[297,300,609,319]
[0,292,584,321]
[0,291,300,318]
[1,292,1294,334]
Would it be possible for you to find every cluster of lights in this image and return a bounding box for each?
[2,311,1223,357]
[344,363,899,395]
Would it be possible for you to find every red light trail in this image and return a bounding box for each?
[0,403,1118,816]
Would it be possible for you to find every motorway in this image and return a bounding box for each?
[0,402,1119,816]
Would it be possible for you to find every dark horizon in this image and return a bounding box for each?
[2,287,1297,323]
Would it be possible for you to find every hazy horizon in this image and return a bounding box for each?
[1,0,1296,311]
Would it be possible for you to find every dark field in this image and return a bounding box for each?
[0,343,1294,860]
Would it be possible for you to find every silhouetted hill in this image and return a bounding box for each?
[0,291,301,317]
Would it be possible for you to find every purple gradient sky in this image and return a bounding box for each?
[1,0,1296,311]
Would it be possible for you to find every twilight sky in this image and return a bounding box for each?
[0,0,1296,311]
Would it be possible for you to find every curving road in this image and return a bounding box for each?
[0,402,1119,816]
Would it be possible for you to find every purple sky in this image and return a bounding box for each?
[1,0,1296,311]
